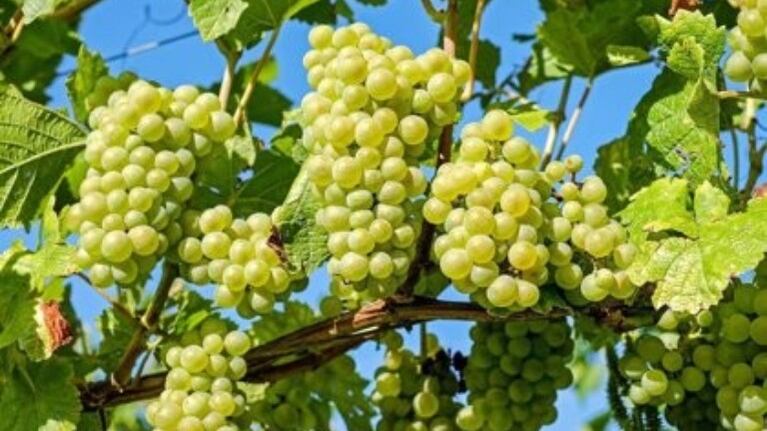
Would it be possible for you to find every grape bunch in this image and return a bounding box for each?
[424,110,638,310]
[146,318,252,431]
[724,0,767,90]
[68,76,237,288]
[616,283,767,431]
[373,331,463,431]
[245,303,368,430]
[300,23,468,307]
[176,205,291,316]
[456,320,574,431]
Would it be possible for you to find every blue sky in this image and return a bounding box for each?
[10,0,756,429]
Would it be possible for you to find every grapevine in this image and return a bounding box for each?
[3,3,767,431]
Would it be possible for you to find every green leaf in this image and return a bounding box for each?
[694,181,730,223]
[65,45,108,123]
[0,359,81,430]
[515,41,572,95]
[508,103,550,132]
[606,45,651,67]
[21,0,63,23]
[537,0,661,77]
[625,181,767,312]
[231,148,301,217]
[229,0,321,47]
[593,136,656,212]
[189,0,249,41]
[0,91,85,228]
[163,290,215,336]
[619,178,696,241]
[0,270,34,349]
[271,167,329,275]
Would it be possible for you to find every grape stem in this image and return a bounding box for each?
[108,261,178,389]
[717,90,767,101]
[739,97,766,205]
[460,0,487,102]
[420,0,445,23]
[233,24,283,126]
[540,75,573,168]
[79,294,656,410]
[216,40,241,108]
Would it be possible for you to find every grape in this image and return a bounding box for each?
[461,321,573,430]
[373,332,463,431]
[147,319,249,430]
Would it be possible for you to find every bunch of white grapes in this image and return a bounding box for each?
[68,76,237,287]
[724,0,767,90]
[423,110,637,310]
[245,303,365,430]
[146,318,252,431]
[456,320,574,431]
[176,205,291,316]
[373,332,463,431]
[300,22,469,307]
[617,283,767,431]
[249,356,360,430]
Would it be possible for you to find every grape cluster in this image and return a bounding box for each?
[724,0,767,91]
[300,23,468,307]
[246,303,366,430]
[617,284,767,431]
[68,76,237,288]
[177,205,290,315]
[146,318,252,431]
[424,110,637,310]
[457,320,574,431]
[373,332,463,431]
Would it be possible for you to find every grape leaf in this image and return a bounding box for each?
[618,177,696,241]
[0,91,85,228]
[21,0,65,23]
[66,45,108,123]
[163,290,215,336]
[0,359,81,430]
[515,41,572,95]
[271,167,329,275]
[537,0,661,77]
[232,148,301,217]
[229,0,321,47]
[189,0,249,41]
[624,179,767,312]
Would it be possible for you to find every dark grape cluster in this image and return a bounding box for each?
[300,23,468,308]
[177,205,291,315]
[425,111,637,311]
[68,77,236,288]
[146,318,251,431]
[373,331,464,431]
[457,320,574,431]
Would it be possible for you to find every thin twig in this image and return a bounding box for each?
[80,294,655,409]
[730,126,741,189]
[110,261,178,388]
[233,25,282,126]
[460,0,487,102]
[540,75,573,168]
[420,0,445,23]
[52,0,102,20]
[555,78,594,161]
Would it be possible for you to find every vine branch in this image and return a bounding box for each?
[233,24,282,126]
[216,40,241,108]
[109,261,178,388]
[420,0,445,23]
[80,294,655,410]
